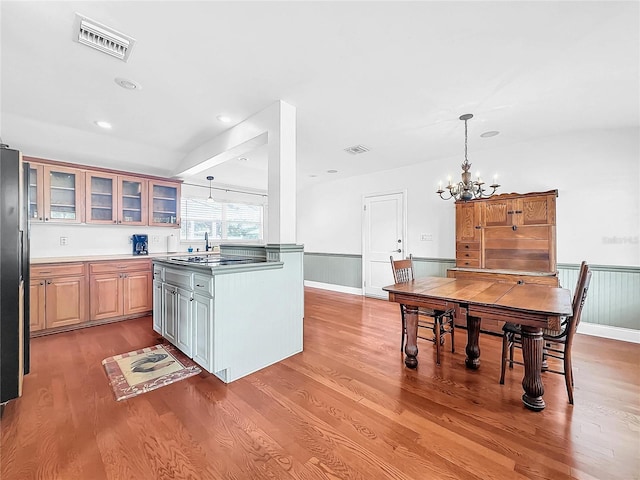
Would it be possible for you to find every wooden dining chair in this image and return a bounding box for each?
[499,262,592,404]
[390,254,455,365]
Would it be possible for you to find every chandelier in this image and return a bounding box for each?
[436,113,500,201]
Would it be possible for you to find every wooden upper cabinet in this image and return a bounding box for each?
[27,163,45,222]
[520,194,555,226]
[43,165,84,223]
[483,193,556,227]
[86,172,118,224]
[149,180,181,227]
[25,157,180,227]
[119,176,148,226]
[86,173,151,225]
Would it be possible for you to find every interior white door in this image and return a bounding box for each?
[363,192,405,298]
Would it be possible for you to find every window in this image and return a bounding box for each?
[180,197,264,242]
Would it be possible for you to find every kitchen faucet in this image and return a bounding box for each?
[204,231,211,251]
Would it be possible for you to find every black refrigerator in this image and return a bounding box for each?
[0,145,30,408]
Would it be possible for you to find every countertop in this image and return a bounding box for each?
[30,252,219,264]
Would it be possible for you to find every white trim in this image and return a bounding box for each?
[577,322,640,344]
[304,280,362,296]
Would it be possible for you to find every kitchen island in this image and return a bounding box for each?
[152,244,304,383]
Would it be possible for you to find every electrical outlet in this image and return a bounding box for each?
[420,233,433,241]
[60,236,68,246]
[152,235,160,244]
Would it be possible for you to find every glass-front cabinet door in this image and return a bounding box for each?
[28,164,45,222]
[149,180,181,227]
[43,165,83,223]
[118,176,147,225]
[86,172,118,224]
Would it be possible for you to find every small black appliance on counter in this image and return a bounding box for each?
[132,234,148,255]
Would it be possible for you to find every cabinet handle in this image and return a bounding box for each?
[46,280,52,285]
[465,253,469,257]
[190,298,194,302]
[464,245,469,249]
[512,225,518,231]
[45,217,49,221]
[474,225,481,229]
[507,211,514,214]
[196,284,204,287]
[40,281,45,285]
[39,217,43,221]
[514,210,523,214]
[114,220,117,223]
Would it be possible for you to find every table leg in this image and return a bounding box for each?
[465,315,481,369]
[520,325,545,411]
[404,305,419,369]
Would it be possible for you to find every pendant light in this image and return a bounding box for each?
[206,176,214,203]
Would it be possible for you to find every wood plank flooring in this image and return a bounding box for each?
[2,287,639,479]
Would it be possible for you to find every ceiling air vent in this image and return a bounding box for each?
[343,144,370,155]
[73,13,136,62]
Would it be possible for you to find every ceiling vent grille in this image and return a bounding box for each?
[343,144,370,155]
[73,13,136,62]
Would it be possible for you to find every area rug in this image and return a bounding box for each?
[102,344,201,401]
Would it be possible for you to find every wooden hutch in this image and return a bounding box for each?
[447,189,559,332]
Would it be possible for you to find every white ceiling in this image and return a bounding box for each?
[1,1,638,192]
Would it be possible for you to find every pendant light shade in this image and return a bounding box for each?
[206,175,214,203]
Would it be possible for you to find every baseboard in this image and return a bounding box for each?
[577,322,640,344]
[304,280,362,296]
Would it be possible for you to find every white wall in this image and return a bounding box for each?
[297,128,640,267]
[30,224,182,258]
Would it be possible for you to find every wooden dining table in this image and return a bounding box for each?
[383,276,573,411]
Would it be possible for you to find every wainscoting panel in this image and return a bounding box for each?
[558,263,640,330]
[304,252,362,288]
[304,253,639,332]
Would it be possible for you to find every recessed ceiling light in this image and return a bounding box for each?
[217,115,231,123]
[115,77,141,90]
[95,120,112,129]
[327,169,338,174]
[480,130,500,138]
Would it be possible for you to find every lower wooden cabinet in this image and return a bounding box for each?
[30,263,87,332]
[31,258,152,335]
[89,260,152,321]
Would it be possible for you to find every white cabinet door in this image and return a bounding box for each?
[192,292,213,372]
[176,287,193,357]
[163,284,177,344]
[152,280,163,334]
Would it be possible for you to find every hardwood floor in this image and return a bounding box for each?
[2,287,639,480]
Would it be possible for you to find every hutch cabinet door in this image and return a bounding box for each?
[520,194,556,226]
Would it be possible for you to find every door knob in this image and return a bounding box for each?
[395,249,402,253]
